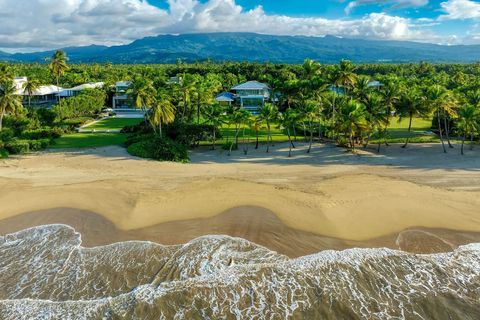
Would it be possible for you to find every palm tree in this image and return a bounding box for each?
[151,91,175,138]
[395,90,425,148]
[457,104,479,155]
[333,60,358,96]
[280,108,297,157]
[363,93,389,152]
[248,118,262,150]
[258,103,279,153]
[203,104,224,150]
[22,78,40,107]
[379,82,400,146]
[228,108,250,156]
[128,78,156,126]
[301,100,319,153]
[425,85,454,153]
[336,99,367,152]
[0,80,23,131]
[48,50,69,97]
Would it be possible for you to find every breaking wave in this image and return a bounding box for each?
[1,225,479,319]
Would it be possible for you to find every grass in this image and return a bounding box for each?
[372,117,438,143]
[51,133,127,149]
[83,117,143,130]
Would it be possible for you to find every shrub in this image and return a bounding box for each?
[21,128,62,140]
[28,140,43,151]
[0,148,8,159]
[5,140,30,154]
[0,128,15,143]
[127,137,189,162]
[166,122,219,147]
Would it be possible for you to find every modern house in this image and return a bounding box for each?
[215,80,271,113]
[112,81,134,111]
[58,82,104,98]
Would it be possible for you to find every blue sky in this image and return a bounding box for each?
[0,0,479,52]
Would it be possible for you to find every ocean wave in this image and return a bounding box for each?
[1,224,479,319]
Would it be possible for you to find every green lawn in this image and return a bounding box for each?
[83,117,143,130]
[372,117,438,143]
[51,133,127,149]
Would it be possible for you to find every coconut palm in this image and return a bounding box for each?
[128,78,156,116]
[300,100,319,153]
[258,103,279,153]
[379,82,400,146]
[362,93,390,152]
[336,99,367,152]
[203,103,224,150]
[48,50,69,89]
[22,78,40,107]
[333,60,358,95]
[425,85,455,153]
[0,80,23,131]
[280,108,297,157]
[457,104,479,155]
[228,108,250,156]
[150,91,175,138]
[395,90,425,148]
[248,117,263,150]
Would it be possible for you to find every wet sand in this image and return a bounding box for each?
[1,142,480,256]
[1,206,479,257]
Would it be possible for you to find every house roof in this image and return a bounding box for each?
[367,80,384,87]
[116,81,132,87]
[215,92,236,102]
[57,82,104,97]
[232,81,270,91]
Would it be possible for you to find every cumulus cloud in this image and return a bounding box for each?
[0,0,469,51]
[344,0,428,14]
[438,0,480,20]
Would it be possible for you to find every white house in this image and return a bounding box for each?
[215,80,271,113]
[58,82,104,98]
[112,81,133,111]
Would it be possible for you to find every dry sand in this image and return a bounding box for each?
[1,142,480,256]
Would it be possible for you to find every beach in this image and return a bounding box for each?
[1,142,480,257]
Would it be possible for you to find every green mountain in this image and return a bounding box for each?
[1,33,480,64]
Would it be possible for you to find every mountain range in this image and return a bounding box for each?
[1,33,480,64]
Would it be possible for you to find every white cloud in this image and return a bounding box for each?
[344,0,428,14]
[0,0,472,52]
[438,0,480,20]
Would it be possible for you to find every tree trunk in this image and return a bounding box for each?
[443,114,453,148]
[287,128,292,157]
[229,126,240,156]
[266,123,271,153]
[212,128,216,150]
[0,106,5,131]
[255,131,259,150]
[159,122,162,138]
[402,113,413,148]
[307,121,313,153]
[461,134,465,155]
[437,108,447,153]
[28,95,31,107]
[470,133,474,151]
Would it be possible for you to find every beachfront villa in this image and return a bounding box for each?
[215,81,271,113]
[112,81,134,111]
[10,77,104,108]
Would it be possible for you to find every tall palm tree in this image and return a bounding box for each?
[457,104,479,155]
[363,93,390,152]
[228,108,250,156]
[280,108,297,157]
[203,104,224,150]
[128,78,156,124]
[48,50,69,93]
[151,91,175,138]
[248,118,262,150]
[333,60,358,96]
[258,103,279,153]
[22,78,40,107]
[395,90,425,148]
[336,99,367,152]
[0,80,23,131]
[380,82,400,146]
[301,100,319,153]
[425,85,454,153]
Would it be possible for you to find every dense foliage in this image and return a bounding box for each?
[1,52,480,160]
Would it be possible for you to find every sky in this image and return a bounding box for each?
[0,0,479,52]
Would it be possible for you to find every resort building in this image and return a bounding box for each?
[58,82,104,98]
[215,80,271,113]
[112,81,133,111]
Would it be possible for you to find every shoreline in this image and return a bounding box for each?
[1,142,480,251]
[2,207,479,258]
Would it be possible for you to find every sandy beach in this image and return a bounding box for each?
[1,142,480,257]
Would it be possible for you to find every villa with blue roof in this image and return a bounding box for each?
[216,80,271,113]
